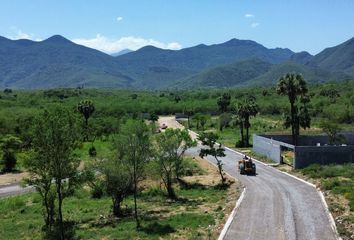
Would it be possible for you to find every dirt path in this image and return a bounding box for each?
[164,115,337,240]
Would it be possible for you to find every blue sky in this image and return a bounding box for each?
[0,0,353,54]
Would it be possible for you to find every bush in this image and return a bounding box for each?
[91,184,104,199]
[1,152,17,172]
[88,146,97,157]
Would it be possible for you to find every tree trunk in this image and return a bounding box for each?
[290,101,296,145]
[133,169,140,229]
[166,174,176,199]
[240,124,244,147]
[215,157,225,185]
[56,180,64,240]
[113,195,123,217]
[187,116,190,129]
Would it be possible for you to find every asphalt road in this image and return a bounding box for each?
[186,146,337,240]
[0,183,33,198]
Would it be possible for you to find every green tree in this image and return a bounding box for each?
[114,120,152,228]
[155,129,196,198]
[277,73,310,145]
[149,112,159,123]
[235,98,259,147]
[0,135,22,172]
[184,107,194,129]
[103,158,132,217]
[219,113,232,131]
[198,132,226,185]
[319,120,345,145]
[29,106,81,239]
[24,151,56,229]
[217,93,231,113]
[77,100,95,141]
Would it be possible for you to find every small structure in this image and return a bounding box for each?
[253,132,354,168]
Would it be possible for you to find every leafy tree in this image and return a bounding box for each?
[24,151,56,229]
[77,100,95,141]
[174,95,181,103]
[198,132,226,185]
[155,129,196,198]
[0,135,22,172]
[149,112,159,123]
[319,120,345,145]
[184,107,194,129]
[217,93,231,113]
[103,159,132,217]
[114,120,152,228]
[3,88,12,94]
[277,73,310,145]
[219,113,232,131]
[28,106,81,239]
[199,114,210,130]
[235,98,259,147]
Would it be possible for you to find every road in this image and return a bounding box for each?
[0,116,338,240]
[159,116,337,240]
[0,183,33,198]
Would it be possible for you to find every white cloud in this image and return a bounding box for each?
[72,34,182,54]
[245,14,254,18]
[251,22,260,28]
[116,16,123,22]
[7,27,41,41]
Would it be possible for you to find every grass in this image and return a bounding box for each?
[301,164,354,210]
[0,157,235,240]
[74,139,113,162]
[300,163,354,238]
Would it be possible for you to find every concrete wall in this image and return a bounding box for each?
[261,132,354,146]
[253,135,283,163]
[294,146,354,169]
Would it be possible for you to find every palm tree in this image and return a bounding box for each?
[276,73,308,145]
[78,100,95,141]
[236,98,258,147]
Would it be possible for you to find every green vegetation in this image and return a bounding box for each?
[0,184,227,240]
[300,164,354,238]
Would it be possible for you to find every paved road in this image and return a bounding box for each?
[160,116,336,239]
[186,146,337,240]
[0,183,33,198]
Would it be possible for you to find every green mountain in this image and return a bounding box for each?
[0,35,353,89]
[307,37,354,75]
[114,39,295,89]
[0,35,133,89]
[245,61,350,86]
[175,59,272,88]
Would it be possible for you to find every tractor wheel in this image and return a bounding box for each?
[240,164,245,174]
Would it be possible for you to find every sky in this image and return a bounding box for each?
[0,0,353,55]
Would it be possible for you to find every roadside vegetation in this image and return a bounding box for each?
[0,77,354,239]
[300,164,354,239]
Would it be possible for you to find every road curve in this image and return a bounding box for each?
[186,145,337,240]
[159,116,337,240]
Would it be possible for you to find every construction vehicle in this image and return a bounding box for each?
[238,155,256,175]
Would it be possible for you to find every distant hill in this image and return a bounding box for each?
[245,61,350,86]
[115,39,295,88]
[176,59,272,88]
[307,37,354,75]
[111,49,133,57]
[0,35,133,89]
[290,51,313,64]
[0,35,353,89]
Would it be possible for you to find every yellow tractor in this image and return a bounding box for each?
[238,155,256,175]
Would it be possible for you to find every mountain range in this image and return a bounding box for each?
[0,35,353,89]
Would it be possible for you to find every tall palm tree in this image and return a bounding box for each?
[236,97,259,147]
[78,100,95,141]
[276,73,308,145]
